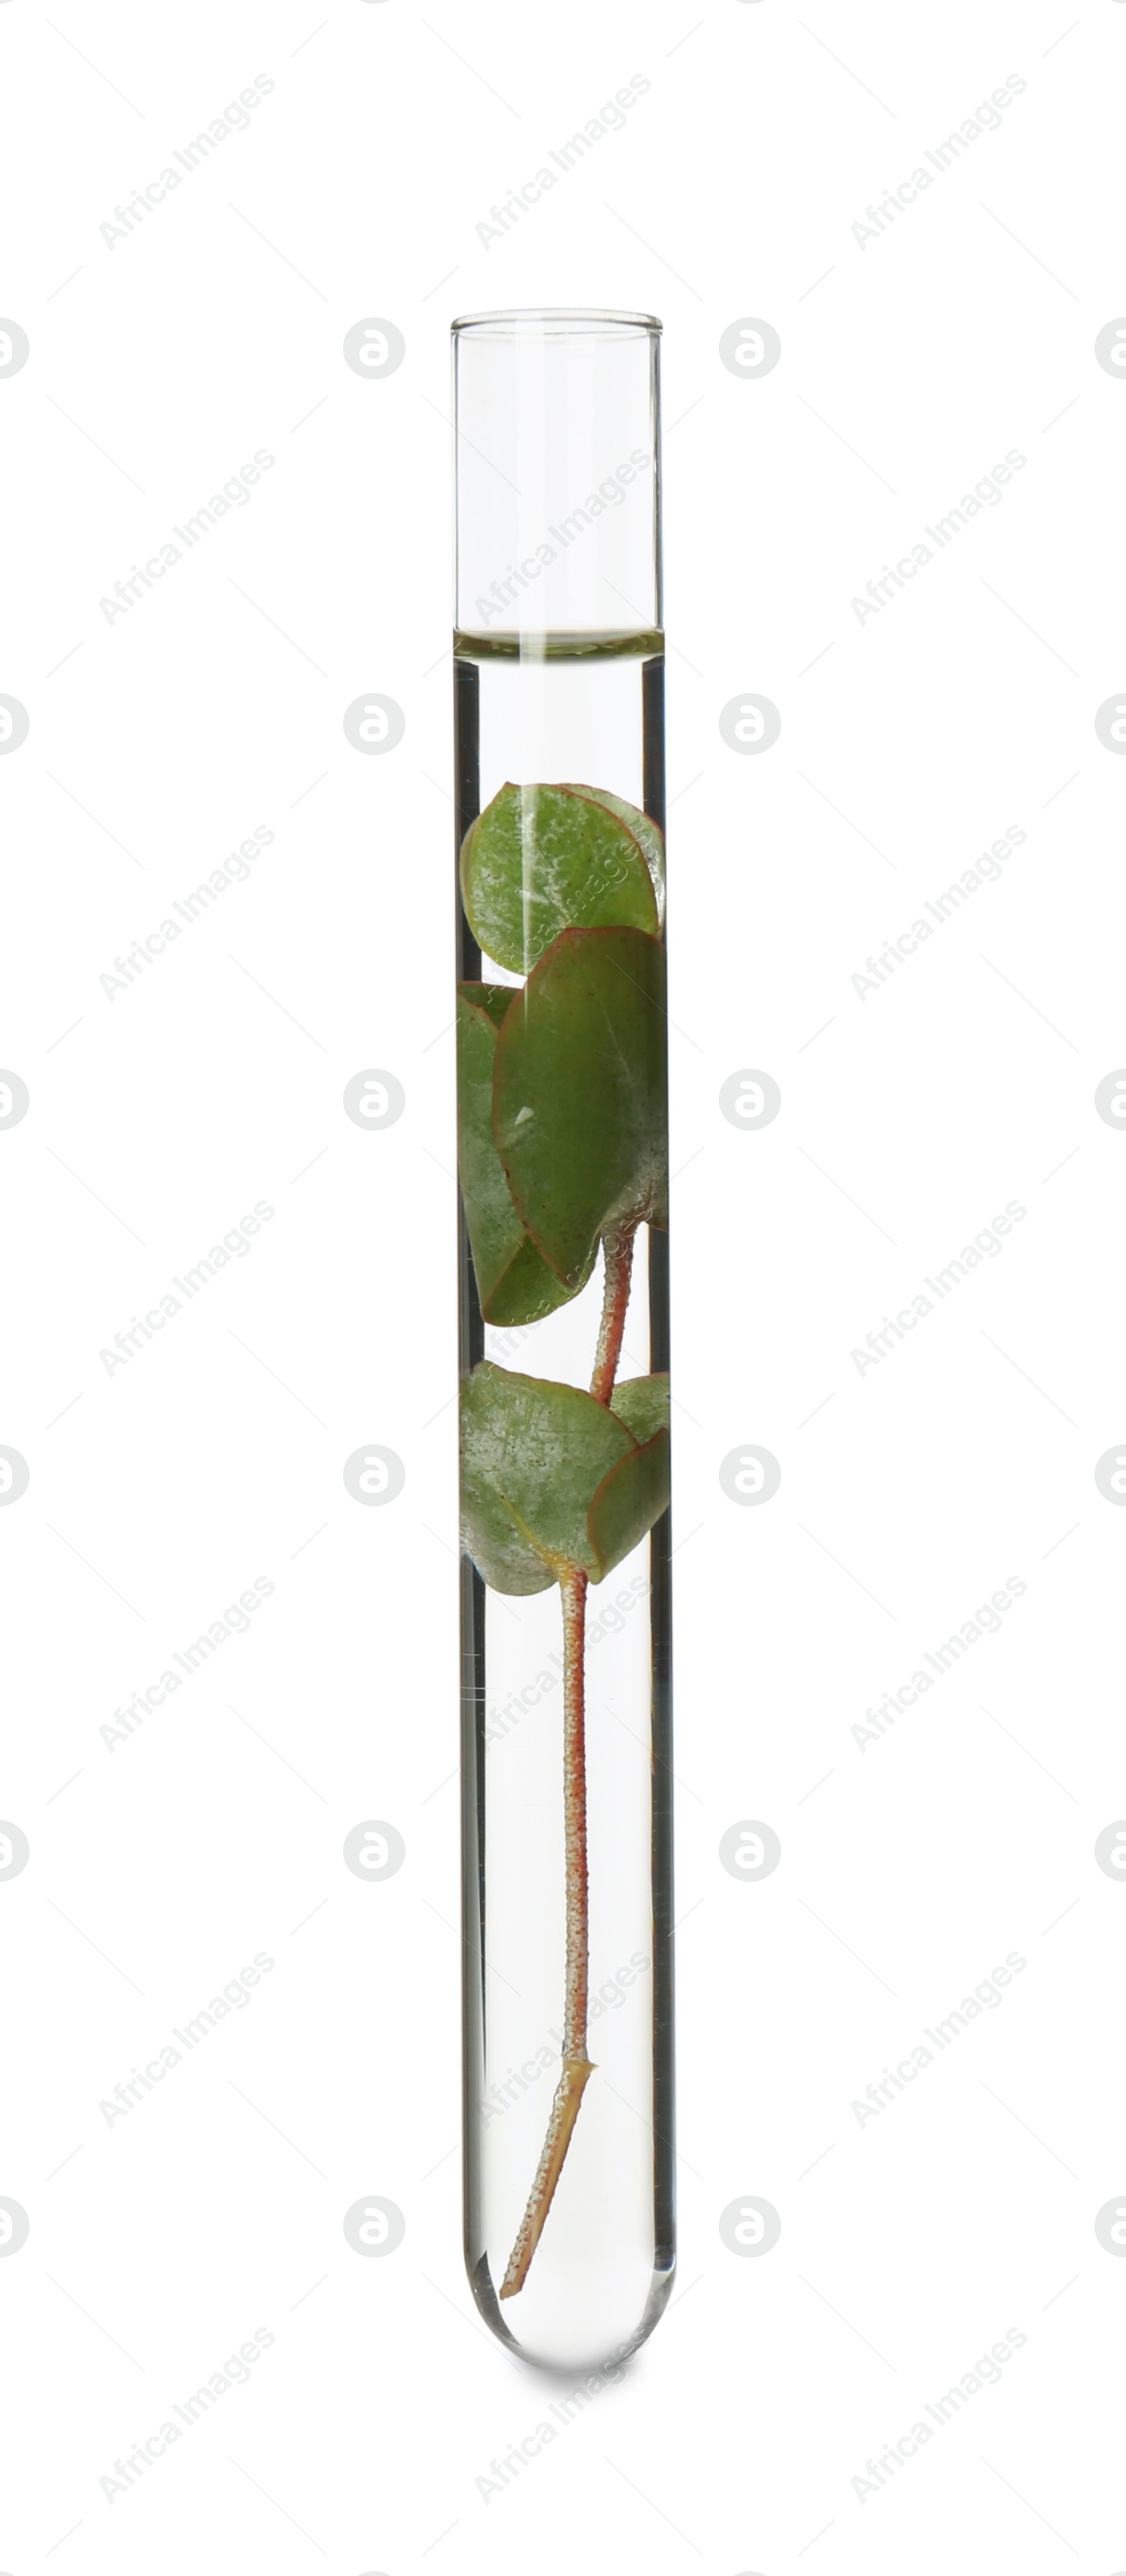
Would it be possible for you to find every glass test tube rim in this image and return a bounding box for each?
[452,307,662,339]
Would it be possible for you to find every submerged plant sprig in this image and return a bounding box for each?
[457,779,669,2300]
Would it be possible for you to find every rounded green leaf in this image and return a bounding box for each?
[563,786,664,929]
[588,1429,671,1577]
[457,987,585,1325]
[460,1363,670,1595]
[460,782,658,975]
[460,1361,635,1593]
[609,1372,670,1444]
[493,926,669,1289]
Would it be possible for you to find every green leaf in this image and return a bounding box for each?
[460,782,659,976]
[609,1372,670,1443]
[486,1235,593,1329]
[588,1429,671,1575]
[563,786,664,929]
[460,1363,671,1594]
[457,989,584,1325]
[493,926,669,1289]
[460,1361,635,1593]
[462,978,515,1033]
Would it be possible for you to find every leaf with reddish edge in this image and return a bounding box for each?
[562,785,664,928]
[588,1429,671,1574]
[457,986,588,1325]
[460,1363,671,1596]
[460,782,658,975]
[460,1361,635,1594]
[493,926,669,1290]
[609,1372,670,1443]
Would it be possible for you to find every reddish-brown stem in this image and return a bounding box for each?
[500,1567,592,2300]
[589,1226,635,1408]
[500,1228,639,2300]
[559,1569,590,2062]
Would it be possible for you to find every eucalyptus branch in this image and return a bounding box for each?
[457,779,668,2308]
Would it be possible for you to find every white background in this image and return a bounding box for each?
[1,1,1125,2568]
